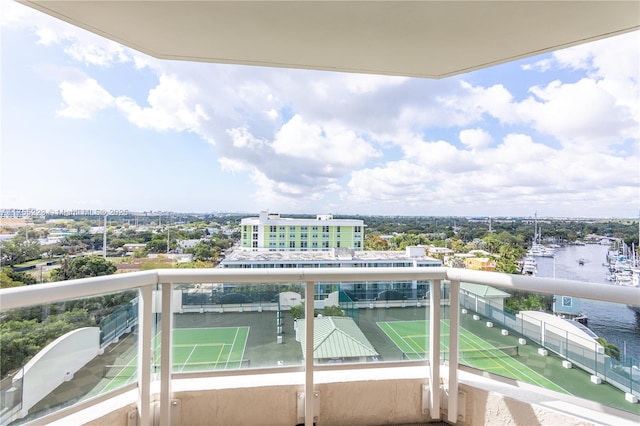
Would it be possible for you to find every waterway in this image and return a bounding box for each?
[534,243,640,361]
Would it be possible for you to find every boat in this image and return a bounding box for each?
[527,243,556,257]
[527,213,556,257]
[521,256,537,276]
[578,258,585,266]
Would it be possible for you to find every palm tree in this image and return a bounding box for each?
[597,337,621,361]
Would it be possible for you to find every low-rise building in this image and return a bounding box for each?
[239,211,364,251]
[220,246,441,301]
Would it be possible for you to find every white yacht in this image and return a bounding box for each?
[527,243,556,257]
[521,256,537,276]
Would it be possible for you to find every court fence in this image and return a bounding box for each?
[460,292,640,398]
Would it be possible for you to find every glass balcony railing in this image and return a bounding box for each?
[0,268,638,425]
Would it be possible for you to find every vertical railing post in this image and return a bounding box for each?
[160,282,174,425]
[138,284,153,425]
[448,280,460,424]
[305,281,315,426]
[429,279,441,420]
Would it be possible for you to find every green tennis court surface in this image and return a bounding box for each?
[102,327,249,392]
[378,320,567,394]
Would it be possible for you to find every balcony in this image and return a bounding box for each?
[1,268,639,426]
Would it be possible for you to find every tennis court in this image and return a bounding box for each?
[378,320,567,393]
[101,327,249,392]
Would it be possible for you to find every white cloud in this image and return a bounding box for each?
[56,78,114,119]
[343,74,409,94]
[3,3,638,216]
[115,74,209,132]
[522,58,552,72]
[218,157,249,173]
[459,128,493,150]
[271,115,380,168]
[227,127,267,149]
[64,41,130,67]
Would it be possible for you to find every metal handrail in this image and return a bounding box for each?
[1,267,638,310]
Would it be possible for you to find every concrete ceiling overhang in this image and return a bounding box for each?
[16,0,640,79]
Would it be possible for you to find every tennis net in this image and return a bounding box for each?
[402,345,519,362]
[103,359,251,377]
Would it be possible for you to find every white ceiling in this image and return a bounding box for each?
[17,1,640,79]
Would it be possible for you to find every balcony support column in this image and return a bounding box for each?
[429,279,441,420]
[448,280,460,423]
[137,284,153,425]
[305,281,315,426]
[160,283,174,425]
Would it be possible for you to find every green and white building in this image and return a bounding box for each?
[240,211,364,251]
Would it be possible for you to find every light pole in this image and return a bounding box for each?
[103,214,107,259]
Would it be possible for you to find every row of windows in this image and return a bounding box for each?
[268,233,342,239]
[225,262,438,269]
[261,225,352,233]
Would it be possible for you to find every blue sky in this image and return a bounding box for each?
[1,1,638,218]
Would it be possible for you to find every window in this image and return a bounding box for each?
[289,226,295,232]
[269,225,277,232]
[252,233,258,240]
[301,233,307,239]
[355,226,361,233]
[252,241,258,248]
[312,226,318,231]
[322,241,329,248]
[337,241,340,247]
[337,226,341,232]
[312,242,318,248]
[301,226,308,232]
[253,225,258,232]
[301,241,307,248]
[290,241,296,248]
[322,226,329,233]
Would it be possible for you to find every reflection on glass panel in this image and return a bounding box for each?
[302,281,435,365]
[171,281,439,370]
[457,284,640,415]
[173,283,306,371]
[0,290,138,425]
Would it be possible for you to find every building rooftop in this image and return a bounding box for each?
[460,283,510,299]
[298,316,379,360]
[222,247,441,264]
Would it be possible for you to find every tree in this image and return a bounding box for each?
[50,255,116,281]
[0,237,41,266]
[323,305,344,316]
[364,235,390,251]
[290,304,304,320]
[495,243,524,274]
[0,309,95,376]
[191,242,214,261]
[597,337,621,361]
[504,291,552,313]
[1,270,23,289]
[3,268,37,285]
[140,259,174,270]
[132,248,148,258]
